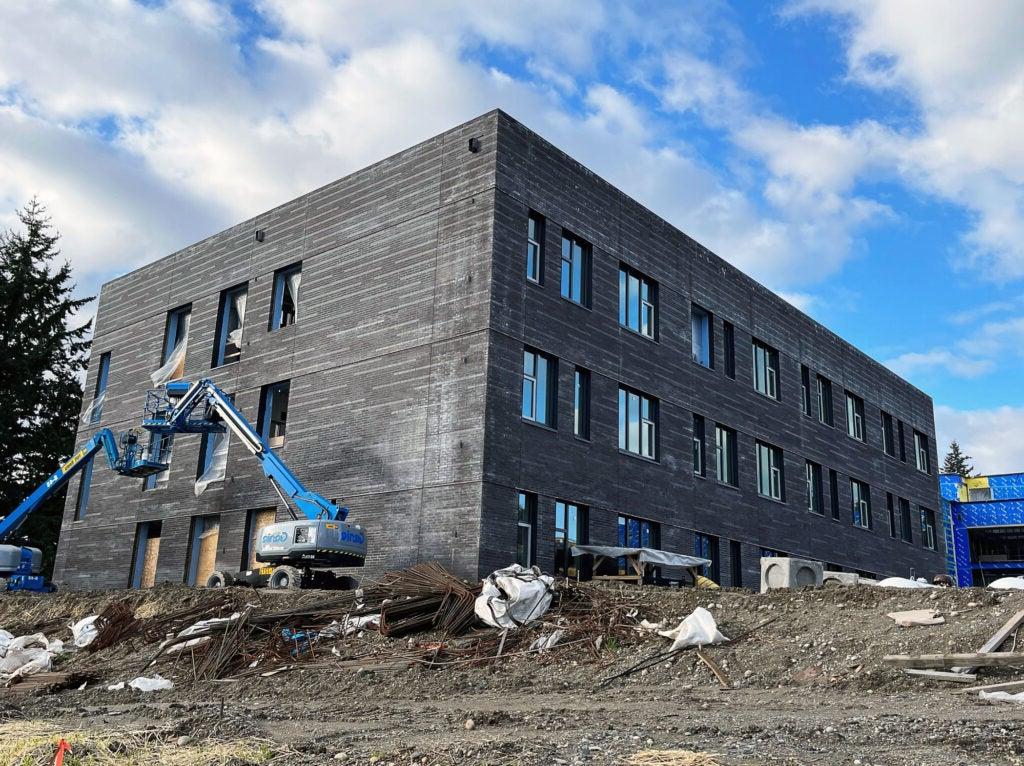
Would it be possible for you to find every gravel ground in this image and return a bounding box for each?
[2,582,1024,765]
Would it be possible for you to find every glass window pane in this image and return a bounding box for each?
[572,243,583,301]
[618,389,627,450]
[535,356,548,424]
[618,269,627,325]
[628,274,640,330]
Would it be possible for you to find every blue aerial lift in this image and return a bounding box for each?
[0,378,366,593]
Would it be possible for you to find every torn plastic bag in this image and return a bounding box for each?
[657,607,728,651]
[150,338,188,386]
[981,690,1024,704]
[530,629,565,652]
[71,615,101,648]
[474,564,555,629]
[108,675,173,692]
[80,391,105,424]
[320,614,380,638]
[194,429,230,495]
[0,633,63,680]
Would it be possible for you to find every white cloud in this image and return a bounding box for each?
[885,349,994,381]
[936,404,1024,476]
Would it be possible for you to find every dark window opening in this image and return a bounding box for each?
[258,380,290,448]
[270,262,301,330]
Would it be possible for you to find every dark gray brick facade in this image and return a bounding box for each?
[53,110,944,590]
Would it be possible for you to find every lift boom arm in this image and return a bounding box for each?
[145,379,346,522]
[0,429,121,541]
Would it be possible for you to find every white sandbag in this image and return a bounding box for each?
[876,577,935,589]
[474,564,554,629]
[71,615,101,647]
[988,577,1024,590]
[657,607,729,651]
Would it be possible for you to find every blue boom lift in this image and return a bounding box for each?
[0,378,366,593]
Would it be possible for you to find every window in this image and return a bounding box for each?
[816,375,834,426]
[692,414,706,477]
[560,232,591,307]
[74,457,94,520]
[618,515,660,576]
[184,514,220,586]
[143,432,173,490]
[829,469,840,519]
[729,540,742,587]
[756,441,785,501]
[153,305,191,384]
[914,430,931,474]
[752,339,779,400]
[845,392,865,441]
[806,460,823,514]
[87,352,111,424]
[619,265,657,338]
[851,478,872,529]
[522,349,556,427]
[881,411,896,457]
[722,320,735,379]
[517,492,537,567]
[694,533,720,582]
[691,305,713,368]
[897,419,907,462]
[715,424,738,486]
[258,380,290,448]
[243,508,276,570]
[269,262,301,330]
[920,507,937,550]
[618,386,657,459]
[898,497,913,542]
[886,493,897,538]
[800,365,812,417]
[968,487,993,501]
[129,520,162,589]
[213,283,247,367]
[526,212,544,284]
[573,367,590,439]
[554,501,587,577]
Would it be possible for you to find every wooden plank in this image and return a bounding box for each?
[904,669,977,683]
[696,648,732,688]
[955,679,1024,695]
[884,652,1024,669]
[953,608,1024,674]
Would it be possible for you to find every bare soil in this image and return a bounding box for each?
[3,582,1024,765]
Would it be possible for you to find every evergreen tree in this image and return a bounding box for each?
[0,199,92,575]
[942,440,976,478]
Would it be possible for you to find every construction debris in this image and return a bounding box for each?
[887,608,945,627]
[883,651,1024,668]
[474,564,554,629]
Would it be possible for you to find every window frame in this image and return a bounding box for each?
[258,380,291,448]
[920,506,937,550]
[618,264,657,339]
[756,440,785,501]
[554,500,588,577]
[559,231,591,307]
[715,424,738,487]
[526,211,545,284]
[522,348,557,427]
[161,304,191,366]
[886,492,897,538]
[690,304,714,368]
[845,391,866,442]
[800,365,812,417]
[516,492,537,567]
[805,460,823,514]
[694,533,720,582]
[829,468,840,519]
[851,478,872,529]
[899,496,913,543]
[618,385,658,460]
[142,432,173,490]
[752,339,780,400]
[89,351,111,424]
[914,430,931,474]
[212,282,248,368]
[269,262,302,331]
[881,411,896,457]
[897,419,907,462]
[692,413,706,477]
[816,374,834,426]
[573,366,590,439]
[74,456,94,520]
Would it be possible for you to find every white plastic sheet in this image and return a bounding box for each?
[167,613,240,654]
[71,615,100,648]
[981,690,1024,704]
[194,430,230,495]
[657,607,729,651]
[81,391,105,424]
[321,615,380,638]
[0,633,64,681]
[226,290,246,349]
[876,577,935,589]
[150,338,188,386]
[286,271,301,322]
[988,577,1024,590]
[107,675,174,692]
[474,564,554,629]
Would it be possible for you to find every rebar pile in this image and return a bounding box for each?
[90,599,143,652]
[361,562,481,637]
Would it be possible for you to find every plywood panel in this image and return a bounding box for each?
[248,509,277,569]
[196,518,220,585]
[141,537,160,588]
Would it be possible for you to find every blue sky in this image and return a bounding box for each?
[2,0,1024,471]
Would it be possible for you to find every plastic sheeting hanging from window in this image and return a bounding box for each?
[194,431,230,495]
[150,338,187,386]
[226,290,246,349]
[80,391,105,424]
[286,270,301,323]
